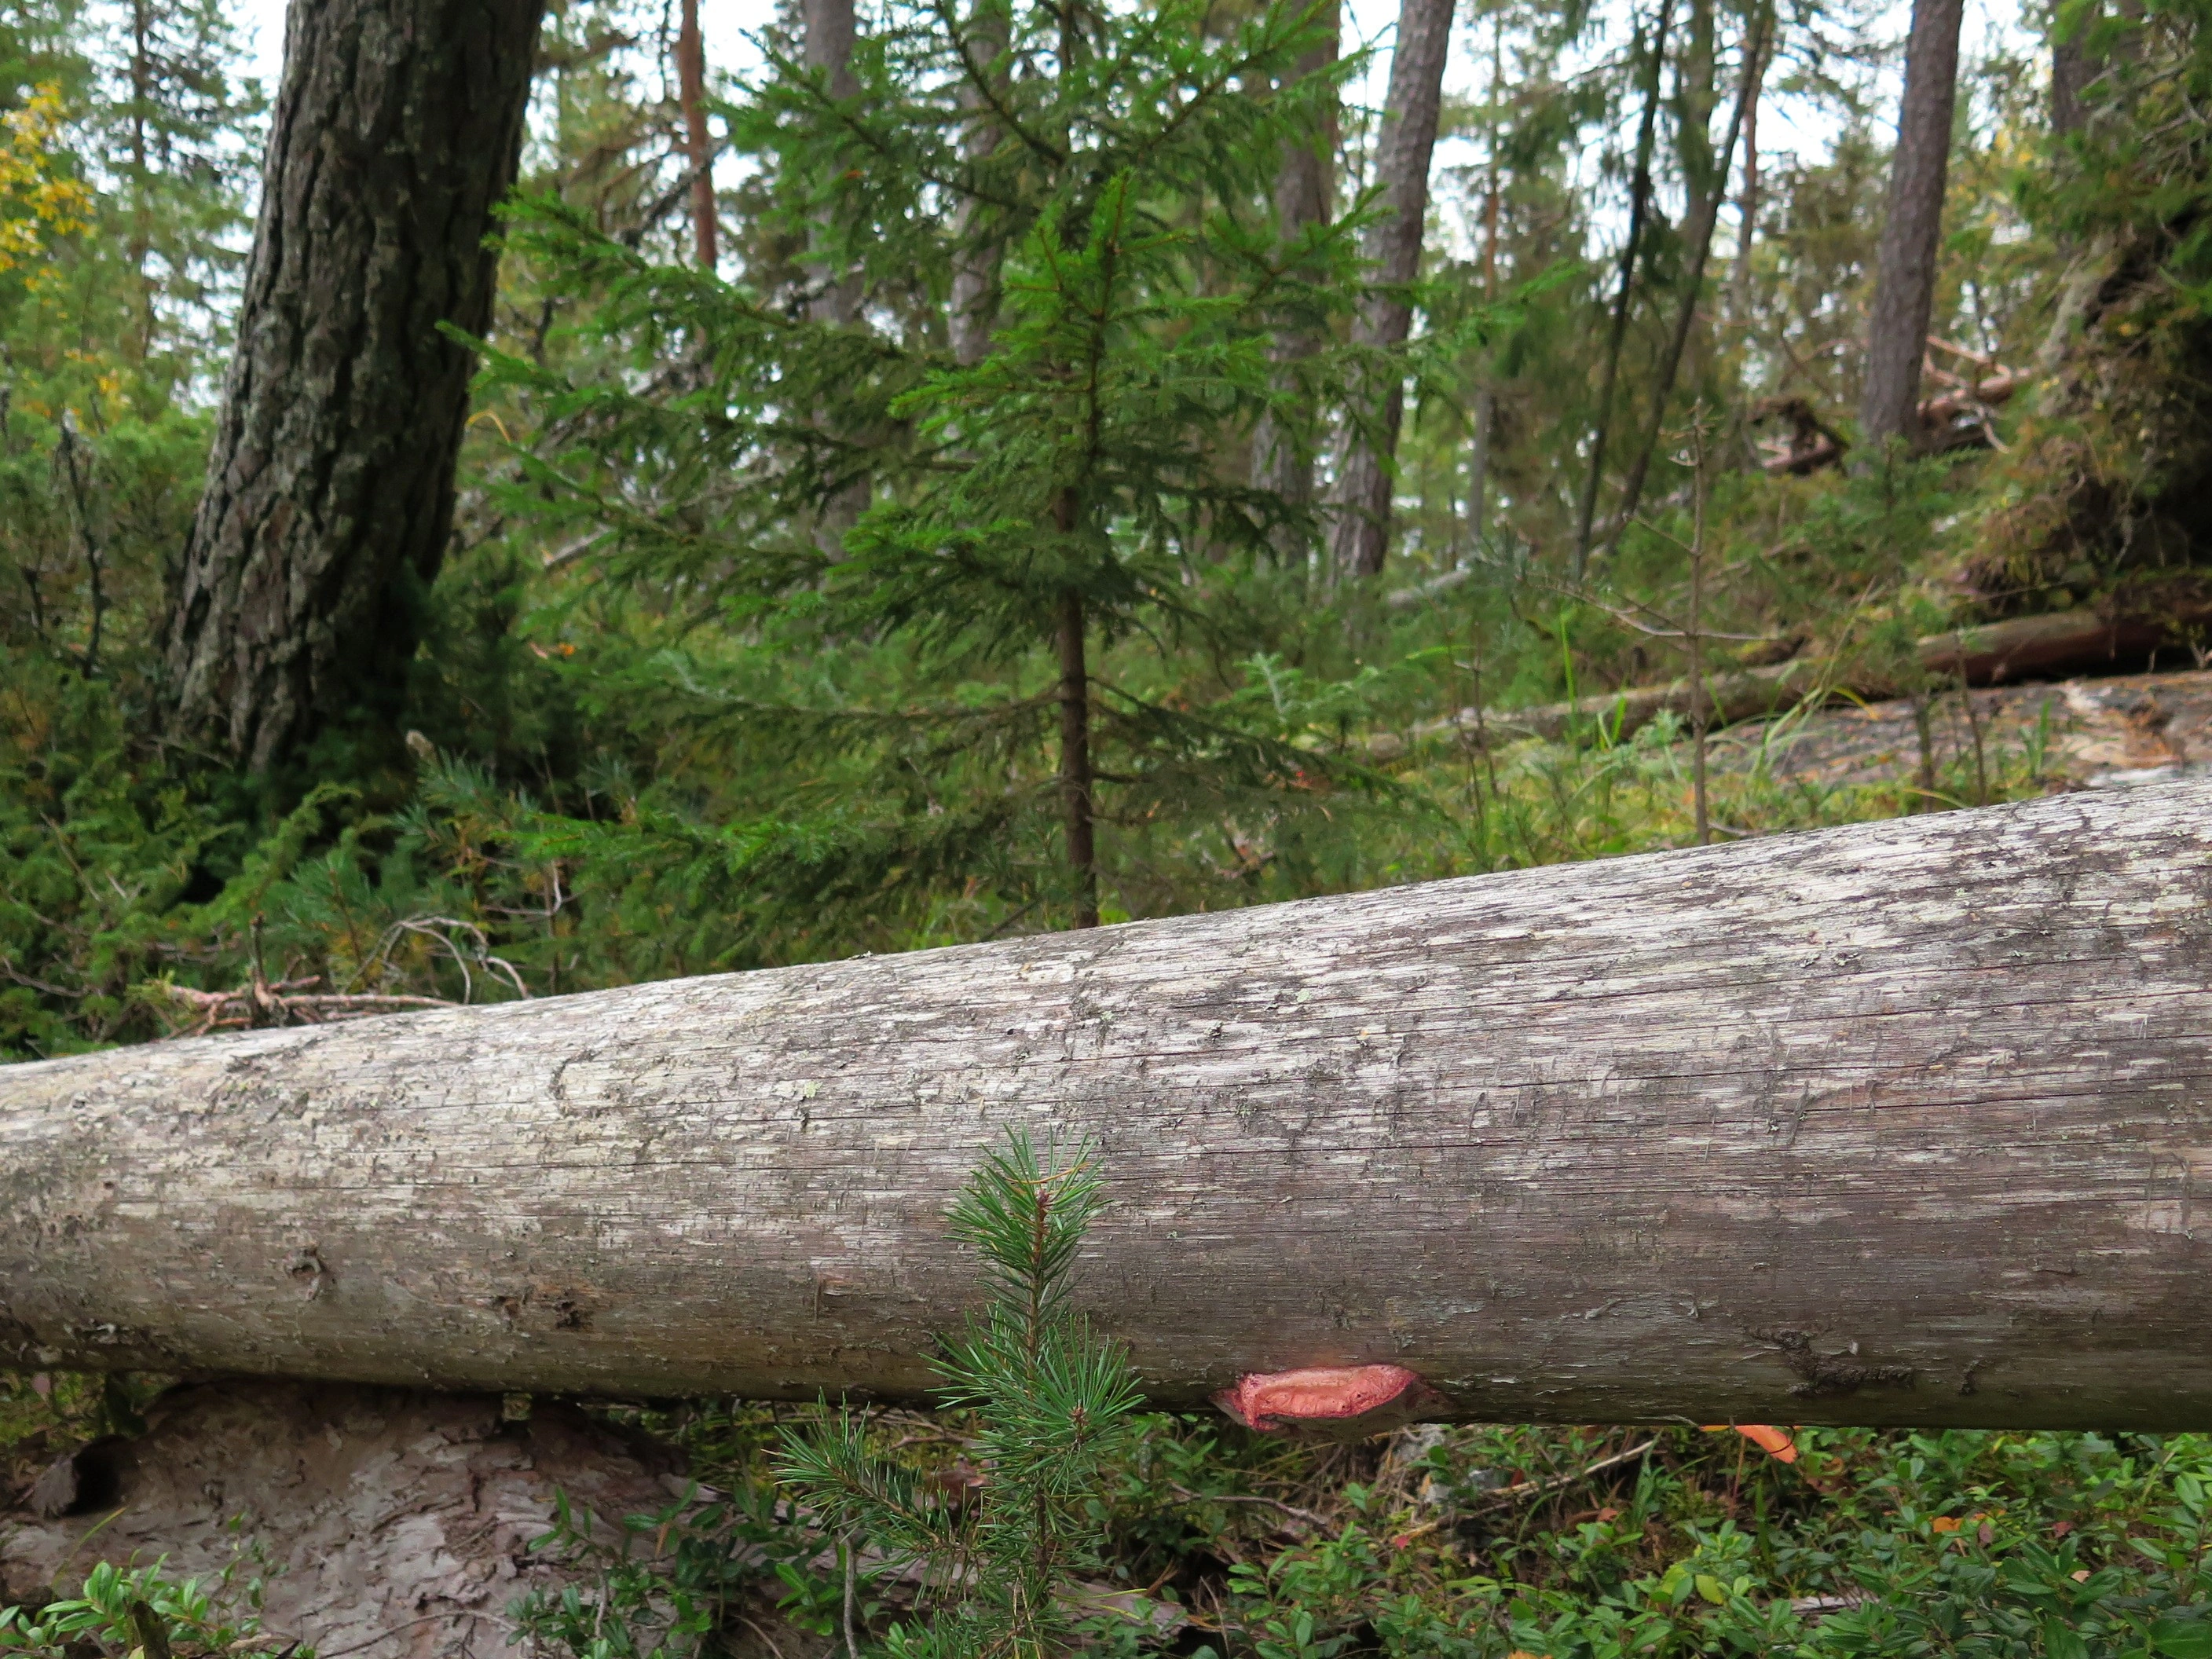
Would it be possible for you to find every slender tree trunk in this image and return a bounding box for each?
[1251,0,1339,558]
[1462,20,1501,558]
[1054,489,1097,928]
[2051,2,2096,135]
[1859,0,1964,453]
[1606,5,1767,551]
[804,0,859,328]
[2051,0,2140,137]
[1571,0,1672,582]
[1675,0,1719,238]
[804,0,859,330]
[14,784,2212,1430]
[159,0,544,771]
[677,0,718,267]
[949,0,1011,365]
[127,0,155,359]
[1463,386,1493,554]
[1729,20,1767,316]
[805,0,867,555]
[1328,0,1456,581]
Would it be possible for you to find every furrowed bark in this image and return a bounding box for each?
[8,784,2212,1429]
[1328,0,1455,581]
[1859,0,1964,453]
[159,0,544,770]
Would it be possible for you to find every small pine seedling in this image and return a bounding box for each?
[775,1131,1141,1658]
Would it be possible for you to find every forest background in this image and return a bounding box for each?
[6,0,2212,1647]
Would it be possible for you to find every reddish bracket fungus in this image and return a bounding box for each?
[1702,1423,1799,1463]
[1213,1364,1445,1438]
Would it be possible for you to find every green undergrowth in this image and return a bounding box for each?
[507,1404,2212,1659]
[5,1372,2211,1657]
[0,641,2059,1063]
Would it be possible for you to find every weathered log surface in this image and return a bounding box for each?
[5,784,2212,1427]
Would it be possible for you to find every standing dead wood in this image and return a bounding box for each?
[9,785,2212,1430]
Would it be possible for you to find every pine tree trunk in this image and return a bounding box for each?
[806,0,867,556]
[159,0,543,771]
[805,0,860,330]
[2051,30,2092,135]
[1251,2,1339,556]
[949,0,1009,366]
[1049,483,1099,928]
[677,0,718,267]
[11,782,2212,1429]
[1328,0,1455,581]
[1859,0,1964,453]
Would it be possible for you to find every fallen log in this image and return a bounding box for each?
[1372,598,2212,757]
[7,783,2212,1428]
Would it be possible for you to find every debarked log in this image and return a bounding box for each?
[5,783,2212,1428]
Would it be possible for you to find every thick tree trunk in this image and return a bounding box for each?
[9,784,2212,1429]
[1251,2,1339,555]
[159,0,544,771]
[1328,0,1454,580]
[1859,0,1964,453]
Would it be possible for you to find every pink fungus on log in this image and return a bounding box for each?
[1213,1364,1441,1437]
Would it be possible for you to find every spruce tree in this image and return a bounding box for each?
[485,0,1389,933]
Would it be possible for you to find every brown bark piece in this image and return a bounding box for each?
[160,0,544,769]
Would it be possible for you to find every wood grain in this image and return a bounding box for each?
[5,782,2210,1426]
